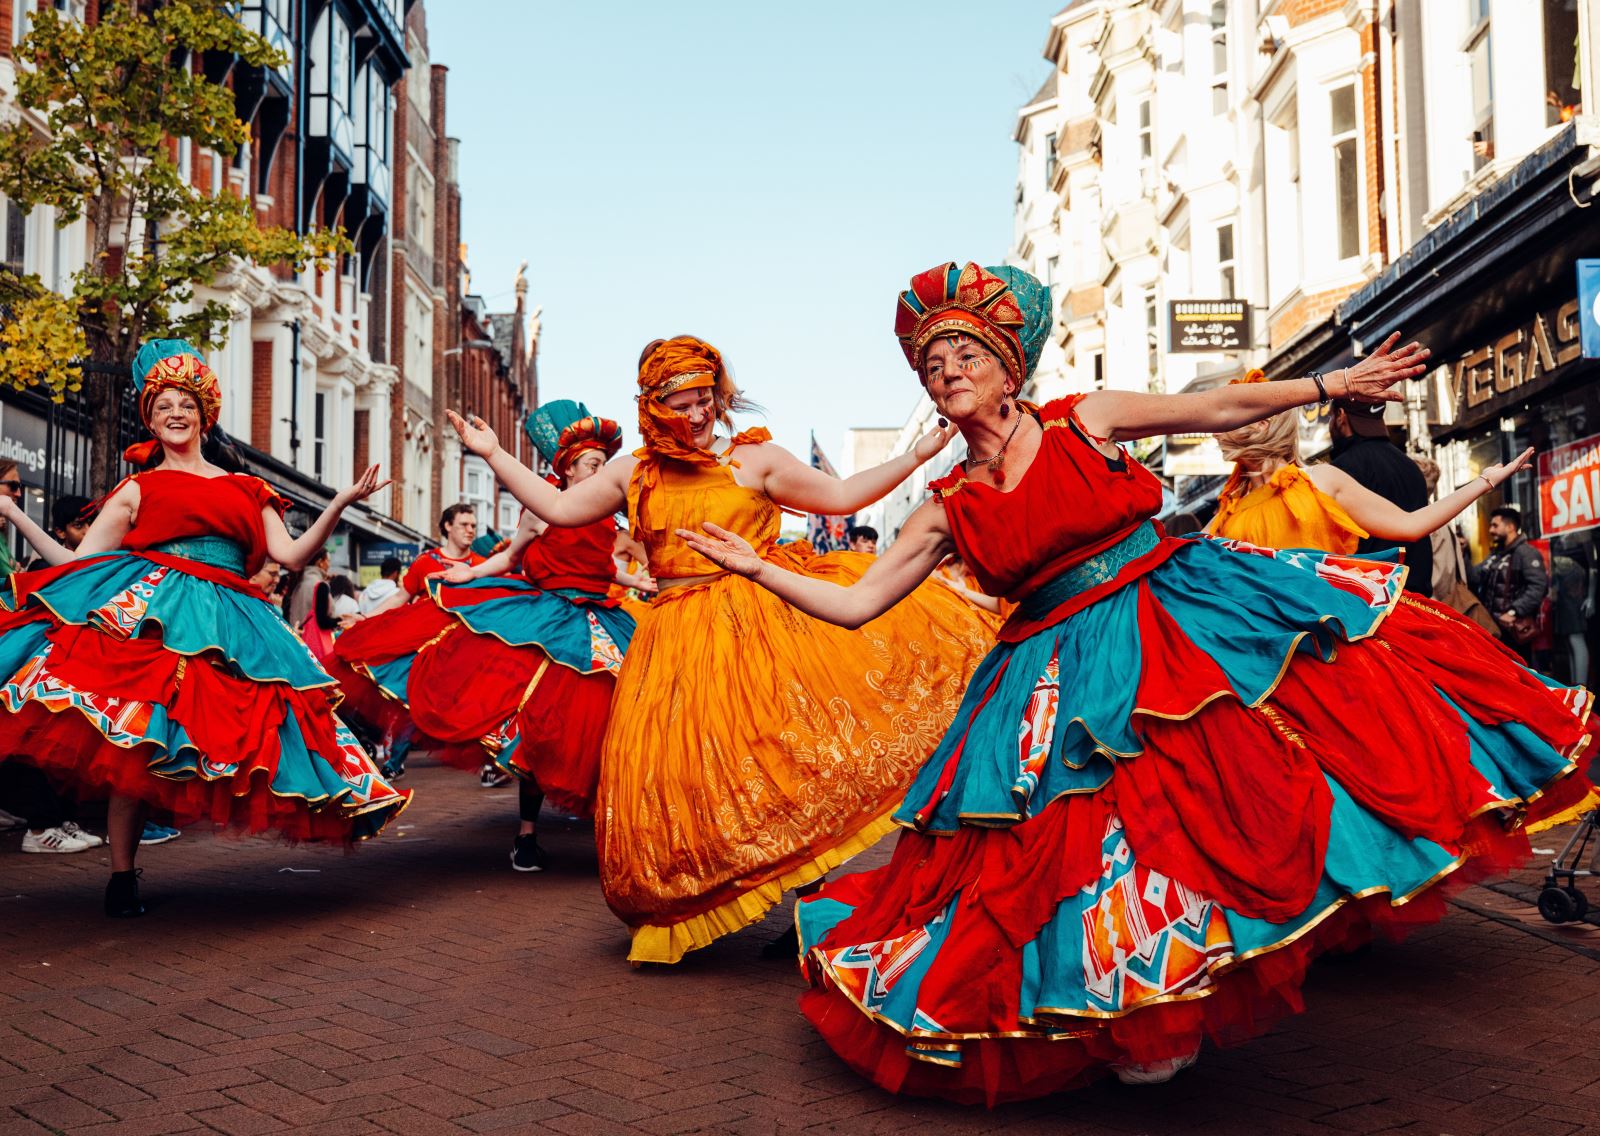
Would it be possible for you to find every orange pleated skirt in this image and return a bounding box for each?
[597,547,996,964]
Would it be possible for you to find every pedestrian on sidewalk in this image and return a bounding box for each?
[1328,398,1432,596]
[1471,505,1549,663]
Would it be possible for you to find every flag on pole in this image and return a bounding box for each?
[807,433,854,552]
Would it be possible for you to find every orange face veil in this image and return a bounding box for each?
[627,336,771,539]
[634,336,734,467]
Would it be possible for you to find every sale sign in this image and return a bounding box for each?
[1538,432,1600,537]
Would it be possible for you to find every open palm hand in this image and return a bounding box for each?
[674,522,763,578]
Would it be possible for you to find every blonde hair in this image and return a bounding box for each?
[1412,455,1440,495]
[1216,408,1300,470]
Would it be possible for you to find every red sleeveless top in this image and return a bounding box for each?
[122,470,288,576]
[521,517,617,595]
[929,396,1178,634]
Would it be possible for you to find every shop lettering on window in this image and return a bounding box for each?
[1451,298,1582,416]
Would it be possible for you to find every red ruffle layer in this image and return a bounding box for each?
[803,812,1533,1106]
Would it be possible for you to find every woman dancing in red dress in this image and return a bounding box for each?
[681,263,1591,1102]
[0,339,408,916]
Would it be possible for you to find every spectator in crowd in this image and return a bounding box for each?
[0,472,105,853]
[327,575,361,623]
[846,525,879,555]
[1164,511,1203,536]
[1472,505,1549,662]
[287,547,330,628]
[1329,398,1432,597]
[1412,458,1496,632]
[25,495,95,570]
[0,462,21,577]
[360,556,402,613]
[250,558,282,597]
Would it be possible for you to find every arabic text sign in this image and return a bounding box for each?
[1168,300,1251,353]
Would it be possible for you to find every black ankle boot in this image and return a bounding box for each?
[104,869,146,918]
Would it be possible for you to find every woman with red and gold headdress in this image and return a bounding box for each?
[447,339,995,964]
[407,401,655,872]
[674,262,1590,1102]
[0,339,407,918]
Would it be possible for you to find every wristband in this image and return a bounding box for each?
[1309,372,1329,404]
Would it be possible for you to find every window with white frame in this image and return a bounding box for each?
[1046,256,1058,289]
[1542,0,1580,127]
[1045,131,1058,185]
[176,136,193,186]
[1465,0,1493,169]
[1144,289,1160,382]
[1138,99,1153,165]
[4,199,26,271]
[313,391,327,481]
[1217,222,1236,298]
[1210,3,1228,115]
[1090,352,1105,390]
[1330,85,1361,261]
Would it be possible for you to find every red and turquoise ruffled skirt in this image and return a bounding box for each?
[0,550,409,840]
[401,576,635,816]
[795,531,1593,1105]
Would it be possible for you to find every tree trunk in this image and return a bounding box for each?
[85,360,126,497]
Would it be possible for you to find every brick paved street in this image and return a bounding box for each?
[4,757,1600,1136]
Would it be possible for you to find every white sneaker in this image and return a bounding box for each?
[21,826,94,854]
[1113,1050,1200,1085]
[58,821,104,848]
[0,807,25,831]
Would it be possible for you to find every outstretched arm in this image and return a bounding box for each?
[1309,450,1534,543]
[68,482,139,558]
[0,496,72,565]
[1076,333,1431,443]
[435,512,544,583]
[677,499,953,629]
[752,425,958,515]
[264,464,391,571]
[447,411,628,525]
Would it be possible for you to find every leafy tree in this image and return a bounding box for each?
[0,0,349,492]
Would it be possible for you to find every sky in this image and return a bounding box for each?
[427,1,1060,467]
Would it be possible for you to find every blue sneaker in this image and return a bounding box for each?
[138,822,177,846]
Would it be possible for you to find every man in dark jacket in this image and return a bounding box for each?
[1472,505,1549,661]
[1329,399,1432,596]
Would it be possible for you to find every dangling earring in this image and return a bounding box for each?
[937,416,948,428]
[999,399,1011,420]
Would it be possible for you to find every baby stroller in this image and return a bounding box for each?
[1537,808,1598,923]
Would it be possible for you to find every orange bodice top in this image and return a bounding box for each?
[628,431,780,579]
[1209,464,1367,554]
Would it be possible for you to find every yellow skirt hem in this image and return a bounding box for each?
[626,809,901,966]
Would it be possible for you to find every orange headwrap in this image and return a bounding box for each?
[634,336,736,466]
[628,336,770,535]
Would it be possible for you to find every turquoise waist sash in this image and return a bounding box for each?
[1016,521,1160,622]
[148,536,248,575]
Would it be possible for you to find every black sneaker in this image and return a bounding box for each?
[510,835,547,873]
[104,869,146,918]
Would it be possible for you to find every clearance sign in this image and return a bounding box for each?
[1539,433,1600,537]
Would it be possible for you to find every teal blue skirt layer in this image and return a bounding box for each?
[794,536,1592,1103]
[0,550,409,840]
[426,576,636,672]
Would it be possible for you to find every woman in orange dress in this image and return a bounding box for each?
[1206,373,1524,554]
[446,337,995,964]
